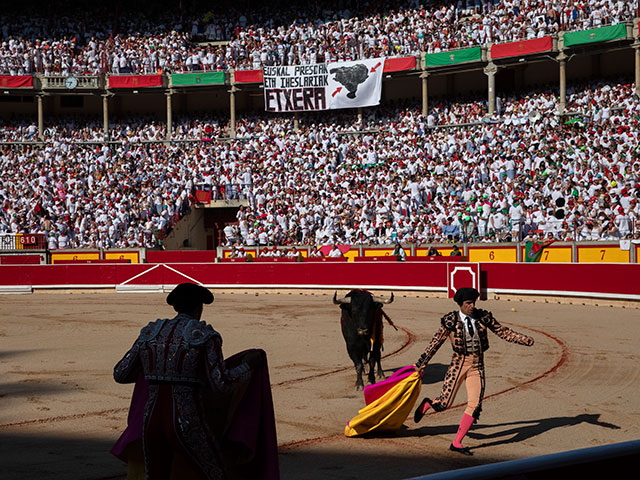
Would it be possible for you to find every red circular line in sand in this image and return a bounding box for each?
[0,324,565,452]
[483,324,569,399]
[0,327,416,429]
[273,326,416,387]
[88,324,567,480]
[0,408,128,430]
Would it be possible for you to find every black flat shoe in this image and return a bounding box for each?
[449,444,473,456]
[413,397,431,423]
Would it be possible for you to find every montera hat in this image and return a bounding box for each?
[453,287,480,306]
[167,283,214,311]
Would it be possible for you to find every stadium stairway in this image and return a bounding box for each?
[163,208,207,250]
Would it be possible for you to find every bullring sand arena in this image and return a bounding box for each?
[1,289,639,480]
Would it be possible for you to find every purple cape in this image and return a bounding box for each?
[111,349,279,480]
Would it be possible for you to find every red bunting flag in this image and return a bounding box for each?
[108,75,163,88]
[0,75,34,88]
[383,57,416,72]
[234,70,263,83]
[491,36,553,60]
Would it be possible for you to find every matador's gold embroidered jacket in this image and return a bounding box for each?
[415,309,534,368]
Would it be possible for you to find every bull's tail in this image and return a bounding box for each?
[380,309,398,331]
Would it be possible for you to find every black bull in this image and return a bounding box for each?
[333,290,394,390]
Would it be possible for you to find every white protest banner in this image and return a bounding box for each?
[263,58,385,112]
[326,58,385,110]
[263,64,329,112]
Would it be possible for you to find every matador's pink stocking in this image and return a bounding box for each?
[452,413,474,448]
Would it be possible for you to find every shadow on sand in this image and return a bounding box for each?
[0,430,504,480]
[0,414,619,479]
[395,413,620,453]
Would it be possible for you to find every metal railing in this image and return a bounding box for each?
[38,75,103,90]
[0,136,252,148]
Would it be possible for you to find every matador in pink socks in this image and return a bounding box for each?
[413,287,534,456]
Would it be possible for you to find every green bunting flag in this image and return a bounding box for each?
[171,72,225,86]
[563,23,626,48]
[524,240,555,262]
[425,47,482,67]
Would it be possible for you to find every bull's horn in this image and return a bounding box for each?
[373,292,394,304]
[333,292,351,305]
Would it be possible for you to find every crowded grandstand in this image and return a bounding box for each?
[1,0,637,73]
[0,0,639,251]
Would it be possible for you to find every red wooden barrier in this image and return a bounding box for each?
[0,262,448,290]
[1,262,639,300]
[482,263,639,298]
[0,254,43,265]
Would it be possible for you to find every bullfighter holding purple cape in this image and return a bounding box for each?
[112,283,279,479]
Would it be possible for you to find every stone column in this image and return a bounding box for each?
[102,94,109,141]
[558,52,567,115]
[484,62,497,115]
[634,40,640,98]
[420,71,429,117]
[229,85,237,139]
[36,94,44,141]
[165,90,173,141]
